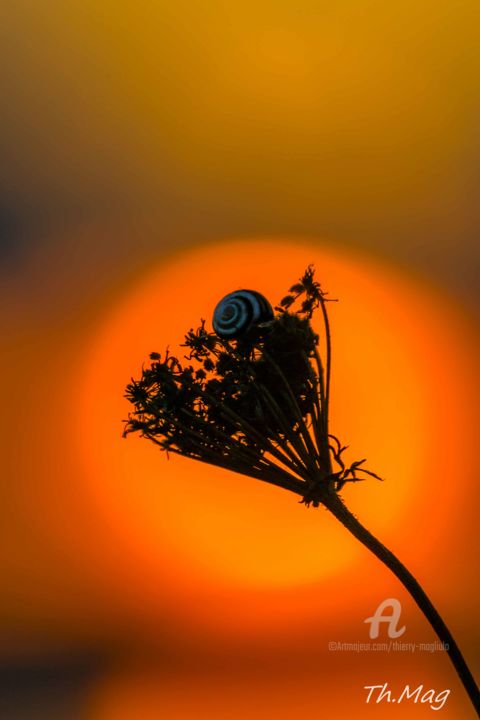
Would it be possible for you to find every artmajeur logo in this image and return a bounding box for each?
[364,598,406,639]
[328,597,448,655]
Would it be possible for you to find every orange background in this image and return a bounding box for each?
[0,2,479,718]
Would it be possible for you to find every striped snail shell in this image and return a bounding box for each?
[213,290,274,339]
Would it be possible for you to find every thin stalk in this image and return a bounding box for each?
[255,382,316,475]
[301,350,330,467]
[319,298,332,422]
[219,339,318,474]
[141,410,296,483]
[312,348,327,429]
[179,405,308,481]
[321,490,480,715]
[201,389,310,480]
[261,349,320,471]
[145,433,304,495]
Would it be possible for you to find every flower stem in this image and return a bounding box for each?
[321,490,480,715]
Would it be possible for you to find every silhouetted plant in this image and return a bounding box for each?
[124,266,479,715]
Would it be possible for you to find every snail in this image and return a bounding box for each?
[213,290,274,339]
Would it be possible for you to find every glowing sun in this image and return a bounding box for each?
[75,238,475,609]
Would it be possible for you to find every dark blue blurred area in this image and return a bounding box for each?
[0,205,25,269]
[0,654,103,720]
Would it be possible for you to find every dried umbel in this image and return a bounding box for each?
[124,265,479,715]
[124,266,379,505]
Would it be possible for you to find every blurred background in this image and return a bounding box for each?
[0,1,479,718]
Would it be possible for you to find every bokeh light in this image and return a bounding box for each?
[72,237,476,638]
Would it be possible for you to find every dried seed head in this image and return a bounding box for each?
[124,266,381,503]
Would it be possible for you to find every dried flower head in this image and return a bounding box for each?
[124,266,381,506]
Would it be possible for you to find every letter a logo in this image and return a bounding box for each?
[364,598,406,639]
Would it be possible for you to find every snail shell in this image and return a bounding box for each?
[213,290,274,339]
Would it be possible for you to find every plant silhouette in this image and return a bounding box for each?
[124,266,479,715]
